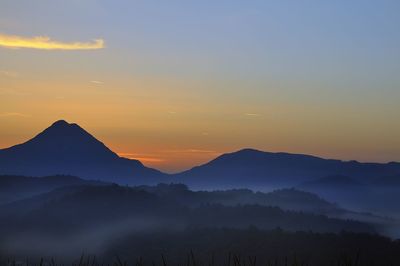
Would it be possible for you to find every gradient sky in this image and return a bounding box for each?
[1,0,400,173]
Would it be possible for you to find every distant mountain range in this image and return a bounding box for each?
[0,174,386,224]
[0,177,396,261]
[1,120,400,188]
[0,174,106,204]
[0,180,376,237]
[0,176,340,216]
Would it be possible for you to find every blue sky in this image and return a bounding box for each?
[1,0,399,172]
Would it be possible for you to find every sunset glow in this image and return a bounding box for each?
[1,1,399,173]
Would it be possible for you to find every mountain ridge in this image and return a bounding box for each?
[1,120,400,188]
[176,148,400,189]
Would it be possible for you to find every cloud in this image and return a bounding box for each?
[245,113,261,117]
[0,33,104,50]
[90,80,104,84]
[162,149,218,154]
[0,112,31,117]
[186,149,217,153]
[131,157,165,163]
[0,70,18,78]
[117,153,136,157]
[116,153,165,163]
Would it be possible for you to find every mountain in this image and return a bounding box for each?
[2,121,400,189]
[0,183,375,239]
[0,120,166,184]
[136,184,392,226]
[0,174,106,204]
[137,184,342,215]
[371,175,400,187]
[299,175,364,189]
[175,148,400,189]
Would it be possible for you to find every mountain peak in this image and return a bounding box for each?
[38,120,88,141]
[50,119,73,128]
[2,119,119,163]
[236,148,262,154]
[52,119,69,125]
[46,119,81,132]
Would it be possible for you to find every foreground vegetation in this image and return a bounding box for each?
[2,228,400,266]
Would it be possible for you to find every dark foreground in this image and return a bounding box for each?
[2,228,400,266]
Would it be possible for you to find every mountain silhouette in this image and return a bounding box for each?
[176,148,400,189]
[2,121,400,188]
[0,120,166,184]
[0,183,375,237]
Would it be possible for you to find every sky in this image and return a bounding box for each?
[1,0,400,173]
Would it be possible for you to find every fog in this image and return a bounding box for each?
[1,217,185,260]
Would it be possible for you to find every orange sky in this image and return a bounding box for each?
[1,1,399,173]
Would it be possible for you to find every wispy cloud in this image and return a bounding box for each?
[0,70,18,78]
[117,153,136,157]
[245,113,261,117]
[116,152,165,163]
[0,33,104,50]
[131,157,165,163]
[186,149,218,153]
[162,149,218,154]
[0,112,31,117]
[90,80,104,84]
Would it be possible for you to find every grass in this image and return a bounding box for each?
[0,252,388,266]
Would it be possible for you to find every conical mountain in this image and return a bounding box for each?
[0,120,166,184]
[3,120,118,161]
